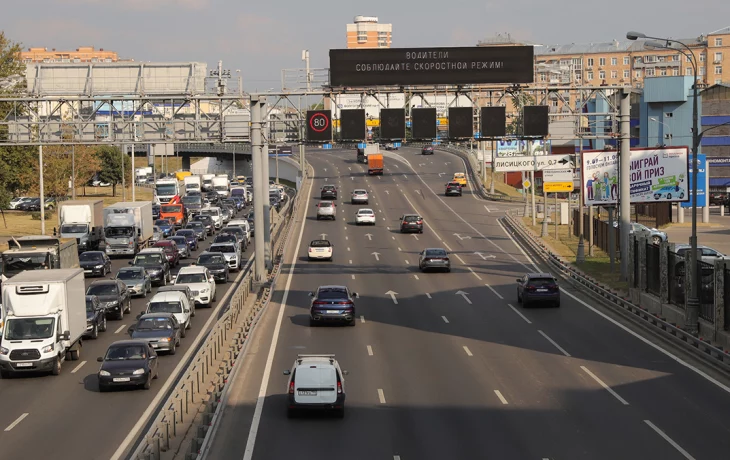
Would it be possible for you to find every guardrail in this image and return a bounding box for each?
[502,210,730,374]
[125,164,307,460]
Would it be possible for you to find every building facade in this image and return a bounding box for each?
[20,46,119,64]
[700,83,730,187]
[346,16,392,49]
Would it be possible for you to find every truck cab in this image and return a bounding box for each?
[160,203,186,228]
[1,236,80,279]
[155,179,180,204]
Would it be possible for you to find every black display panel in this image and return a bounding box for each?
[480,106,506,137]
[379,109,405,140]
[448,107,474,139]
[339,109,366,140]
[306,110,332,142]
[523,105,549,137]
[411,108,437,140]
[329,46,535,86]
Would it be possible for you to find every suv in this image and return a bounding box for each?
[316,201,337,220]
[86,279,132,320]
[174,265,217,307]
[516,273,561,308]
[308,285,358,326]
[445,182,463,197]
[320,185,337,200]
[422,145,434,155]
[130,248,171,286]
[283,354,348,418]
[195,252,230,283]
[146,291,193,336]
[208,242,241,271]
[351,189,369,204]
[400,214,424,233]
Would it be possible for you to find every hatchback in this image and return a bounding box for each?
[351,189,369,204]
[418,248,451,272]
[516,273,560,307]
[400,214,423,233]
[284,354,348,418]
[422,145,434,155]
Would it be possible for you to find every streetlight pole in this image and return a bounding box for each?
[649,117,672,145]
[627,31,703,335]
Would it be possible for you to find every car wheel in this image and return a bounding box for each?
[555,299,561,308]
[51,356,62,375]
[523,298,529,308]
[100,316,107,332]
[99,383,108,392]
[517,291,522,304]
[212,291,217,302]
[309,318,318,327]
[419,229,423,234]
[143,374,152,390]
[117,308,124,321]
[348,319,356,327]
[125,300,131,314]
[0,370,10,379]
[316,216,321,220]
[652,236,662,245]
[154,369,159,379]
[181,326,187,338]
[446,268,451,273]
[169,341,177,355]
[91,323,99,339]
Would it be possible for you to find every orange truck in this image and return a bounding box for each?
[160,196,186,228]
[367,153,383,175]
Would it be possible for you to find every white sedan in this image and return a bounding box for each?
[355,208,376,225]
[308,240,333,261]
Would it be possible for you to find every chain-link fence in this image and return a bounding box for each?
[668,250,685,309]
[646,243,661,296]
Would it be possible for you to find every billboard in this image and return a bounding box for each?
[681,154,707,208]
[496,139,551,157]
[329,46,534,86]
[582,147,689,206]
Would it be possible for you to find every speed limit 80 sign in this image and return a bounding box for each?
[306,110,332,142]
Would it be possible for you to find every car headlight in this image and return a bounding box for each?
[99,370,111,377]
[201,288,209,293]
[0,347,9,355]
[133,368,146,375]
[41,344,54,353]
[106,301,119,307]
[95,265,104,269]
[135,284,145,290]
[159,337,171,342]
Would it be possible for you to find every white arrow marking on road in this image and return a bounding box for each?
[365,234,373,241]
[385,190,389,195]
[372,252,381,261]
[453,233,472,241]
[456,290,472,304]
[385,290,399,304]
[412,234,419,240]
[445,162,451,165]
[438,172,445,177]
[442,316,450,324]
[419,163,426,167]
[475,252,496,260]
[320,234,327,240]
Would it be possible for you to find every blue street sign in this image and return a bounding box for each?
[323,144,333,150]
[475,132,481,139]
[393,142,402,148]
[406,121,412,128]
[682,154,706,208]
[436,119,440,125]
[357,143,367,149]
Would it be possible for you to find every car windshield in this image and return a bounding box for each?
[4,318,55,340]
[527,278,555,287]
[209,245,235,254]
[170,237,186,245]
[317,288,348,299]
[358,209,373,215]
[105,345,147,361]
[323,186,335,191]
[79,252,103,262]
[198,254,225,265]
[223,228,242,235]
[215,235,236,244]
[137,318,174,331]
[448,182,460,187]
[149,301,183,314]
[86,299,97,312]
[425,249,447,257]
[161,205,182,214]
[87,284,117,296]
[310,240,331,248]
[202,210,218,216]
[156,184,177,195]
[117,269,144,280]
[106,227,134,237]
[231,189,244,196]
[177,230,194,238]
[134,254,164,265]
[177,273,207,284]
[60,223,87,233]
[182,195,202,205]
[353,190,366,194]
[155,219,171,227]
[404,216,420,222]
[320,202,333,208]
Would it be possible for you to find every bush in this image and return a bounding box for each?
[30,210,55,220]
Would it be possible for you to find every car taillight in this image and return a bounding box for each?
[417,220,423,224]
[337,380,342,394]
[526,286,537,291]
[402,221,407,225]
[313,300,327,305]
[289,381,295,394]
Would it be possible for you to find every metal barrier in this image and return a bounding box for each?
[125,181,304,460]
[646,243,661,296]
[725,269,730,331]
[698,259,716,323]
[668,250,685,308]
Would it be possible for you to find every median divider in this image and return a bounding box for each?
[123,174,306,460]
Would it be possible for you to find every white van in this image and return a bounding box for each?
[283,354,348,418]
[145,291,192,336]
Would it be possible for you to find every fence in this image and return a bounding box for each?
[698,259,716,323]
[646,243,661,296]
[725,269,730,331]
[667,249,685,309]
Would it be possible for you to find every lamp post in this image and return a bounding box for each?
[627,31,704,334]
[648,116,672,145]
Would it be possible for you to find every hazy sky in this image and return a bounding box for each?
[4,0,729,91]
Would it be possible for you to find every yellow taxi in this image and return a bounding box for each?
[452,172,468,187]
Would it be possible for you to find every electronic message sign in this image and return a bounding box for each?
[480,106,506,137]
[448,107,473,139]
[380,109,406,140]
[411,108,437,139]
[340,109,366,140]
[306,110,332,142]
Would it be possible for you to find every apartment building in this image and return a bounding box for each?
[346,16,392,49]
[20,46,119,64]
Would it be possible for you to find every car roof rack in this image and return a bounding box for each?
[297,354,336,364]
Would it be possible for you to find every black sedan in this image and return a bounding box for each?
[418,248,451,272]
[97,340,159,392]
[195,252,229,283]
[422,145,434,155]
[185,222,207,241]
[79,251,112,277]
[84,295,108,339]
[130,252,171,287]
[17,197,41,211]
[86,279,132,320]
[516,273,561,308]
[191,214,215,236]
[127,313,182,355]
[175,229,199,251]
[308,285,358,326]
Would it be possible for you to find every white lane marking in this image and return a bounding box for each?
[442,316,450,324]
[468,267,483,281]
[454,254,466,264]
[484,205,491,213]
[347,247,351,251]
[344,226,347,230]
[494,390,509,405]
[378,389,387,404]
[485,284,504,299]
[394,456,401,460]
[351,275,356,280]
[405,259,410,265]
[382,217,386,221]
[4,413,29,432]
[412,234,419,240]
[426,293,432,299]
[342,217,346,221]
[581,366,629,405]
[463,346,473,357]
[367,345,374,356]
[242,168,315,460]
[444,243,453,251]
[360,315,366,323]
[398,247,402,252]
[414,275,420,280]
[345,236,348,240]
[538,330,571,357]
[114,324,127,334]
[392,236,395,240]
[349,260,353,264]
[644,420,696,460]
[507,303,532,324]
[71,360,87,374]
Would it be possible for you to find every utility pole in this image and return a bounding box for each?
[131,144,136,202]
[251,96,272,279]
[619,89,631,280]
[39,145,45,235]
[71,145,76,200]
[121,145,126,201]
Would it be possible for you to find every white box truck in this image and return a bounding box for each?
[2,236,80,279]
[155,178,180,203]
[0,268,86,377]
[202,174,216,192]
[212,176,229,197]
[183,175,202,194]
[103,201,154,256]
[56,199,104,251]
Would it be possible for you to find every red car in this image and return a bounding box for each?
[153,240,180,267]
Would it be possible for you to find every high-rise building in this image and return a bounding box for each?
[19,46,119,64]
[346,16,392,49]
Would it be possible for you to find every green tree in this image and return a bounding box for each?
[95,145,131,196]
[505,92,536,136]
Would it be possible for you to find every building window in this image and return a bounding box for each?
[715,52,723,62]
[587,58,594,67]
[686,67,693,75]
[599,57,606,66]
[699,67,705,76]
[357,32,367,43]
[623,69,630,79]
[716,65,723,75]
[644,55,657,63]
[611,70,617,78]
[670,54,680,62]
[672,68,679,76]
[700,53,706,62]
[611,57,617,66]
[646,69,655,76]
[686,55,692,62]
[599,70,606,79]
[716,78,722,84]
[587,72,593,81]
[635,70,642,78]
[623,56,630,65]
[716,37,723,46]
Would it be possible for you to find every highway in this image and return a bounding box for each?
[0,206,253,460]
[206,147,730,460]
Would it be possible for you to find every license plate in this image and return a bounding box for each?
[326,310,340,314]
[15,362,33,368]
[298,390,317,396]
[113,377,131,382]
[84,270,93,273]
[537,289,548,292]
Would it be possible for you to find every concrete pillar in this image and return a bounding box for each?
[678,205,685,223]
[181,156,191,171]
[251,96,266,282]
[619,89,631,281]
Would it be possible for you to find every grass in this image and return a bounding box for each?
[277,178,296,189]
[521,216,629,295]
[480,171,523,198]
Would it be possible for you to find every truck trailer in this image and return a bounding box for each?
[1,236,80,279]
[56,199,104,251]
[0,268,87,377]
[368,153,384,175]
[103,202,154,256]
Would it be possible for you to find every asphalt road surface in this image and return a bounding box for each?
[0,205,253,460]
[205,147,730,460]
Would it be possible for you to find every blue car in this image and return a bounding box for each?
[175,229,199,251]
[155,219,174,237]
